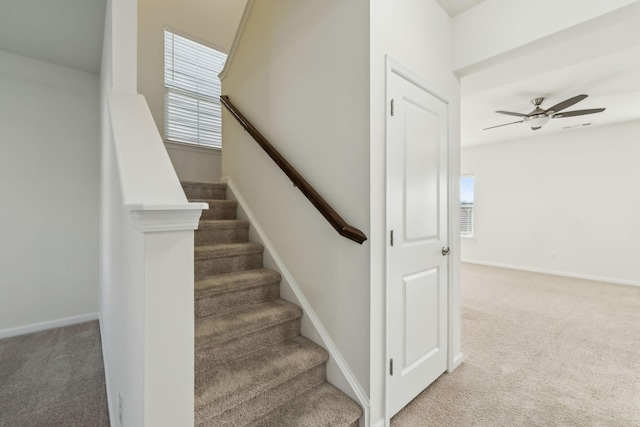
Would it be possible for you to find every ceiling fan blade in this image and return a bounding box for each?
[553,108,606,118]
[496,110,528,118]
[483,120,523,130]
[545,94,588,114]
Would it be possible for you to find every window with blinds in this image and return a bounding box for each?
[460,175,474,237]
[164,30,227,148]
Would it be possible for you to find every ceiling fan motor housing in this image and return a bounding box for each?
[484,94,605,131]
[532,97,545,107]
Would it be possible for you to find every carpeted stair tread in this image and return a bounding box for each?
[195,268,281,295]
[182,181,227,200]
[195,269,282,317]
[192,199,238,220]
[195,242,263,260]
[195,220,250,246]
[195,299,301,348]
[195,320,301,370]
[247,382,363,427]
[197,219,250,231]
[190,198,237,206]
[197,366,326,427]
[195,336,328,425]
[195,242,265,278]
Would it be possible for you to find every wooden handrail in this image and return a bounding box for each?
[220,95,367,244]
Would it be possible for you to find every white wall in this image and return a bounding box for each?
[461,120,640,286]
[222,0,371,397]
[137,0,246,183]
[0,49,99,335]
[369,0,461,424]
[162,142,221,183]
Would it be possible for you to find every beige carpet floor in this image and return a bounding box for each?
[392,263,640,427]
[0,320,109,426]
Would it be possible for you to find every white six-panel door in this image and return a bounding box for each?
[387,68,449,418]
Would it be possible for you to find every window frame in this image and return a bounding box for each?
[460,174,475,238]
[163,28,228,150]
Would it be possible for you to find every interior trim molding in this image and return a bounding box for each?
[126,203,207,232]
[221,176,370,425]
[218,0,255,82]
[449,353,465,373]
[0,312,99,339]
[164,140,222,155]
[462,259,640,287]
[99,314,115,425]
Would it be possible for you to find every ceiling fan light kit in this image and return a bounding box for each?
[484,94,606,131]
[527,115,550,130]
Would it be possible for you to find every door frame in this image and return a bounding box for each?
[384,56,458,423]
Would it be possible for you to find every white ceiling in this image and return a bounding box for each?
[459,4,640,147]
[0,0,106,74]
[436,0,486,17]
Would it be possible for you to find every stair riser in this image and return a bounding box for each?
[247,383,362,427]
[183,184,227,200]
[195,227,249,246]
[195,253,263,279]
[196,364,326,427]
[195,283,280,318]
[196,319,301,371]
[200,205,237,221]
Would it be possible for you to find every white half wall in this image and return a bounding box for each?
[370,0,461,424]
[222,0,371,399]
[461,120,640,286]
[0,49,99,334]
[137,0,246,183]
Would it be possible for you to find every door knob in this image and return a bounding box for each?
[442,247,451,256]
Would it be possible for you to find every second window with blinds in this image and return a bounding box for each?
[460,175,475,238]
[164,30,227,149]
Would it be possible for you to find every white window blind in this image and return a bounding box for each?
[164,30,227,148]
[460,175,474,237]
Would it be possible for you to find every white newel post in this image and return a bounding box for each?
[129,205,205,427]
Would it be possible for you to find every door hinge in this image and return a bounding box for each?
[390,359,394,376]
[390,99,395,116]
[390,230,394,246]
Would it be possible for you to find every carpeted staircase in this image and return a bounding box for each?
[182,181,363,427]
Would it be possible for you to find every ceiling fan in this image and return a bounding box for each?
[484,94,606,131]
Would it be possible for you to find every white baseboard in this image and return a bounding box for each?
[99,314,115,427]
[449,352,464,373]
[222,177,370,423]
[0,312,99,339]
[98,316,117,426]
[462,259,640,288]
